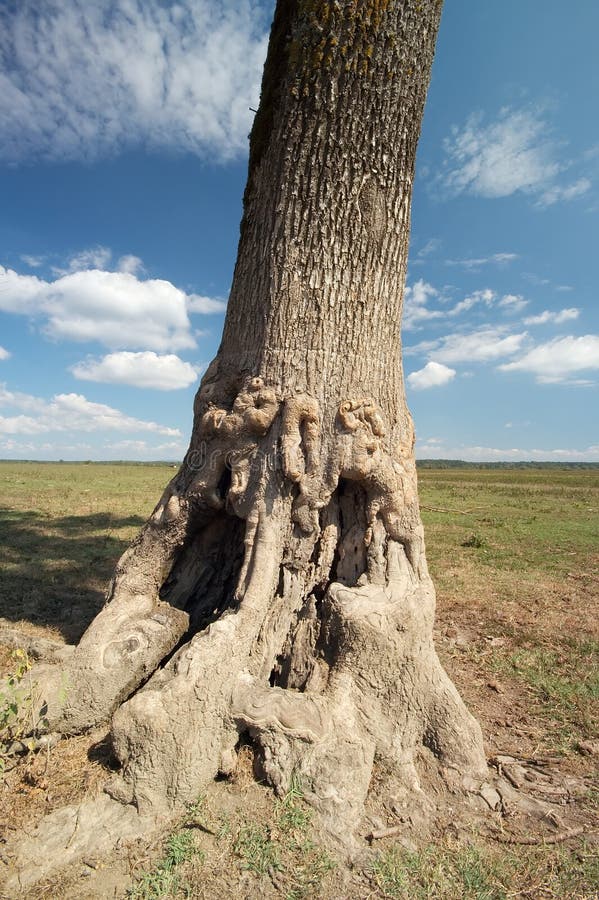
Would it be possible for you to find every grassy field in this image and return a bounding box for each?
[0,462,598,898]
[0,462,170,643]
[419,466,598,759]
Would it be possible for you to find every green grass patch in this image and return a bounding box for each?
[129,780,336,899]
[371,842,599,900]
[418,466,599,580]
[490,640,599,747]
[234,778,335,898]
[128,828,202,899]
[0,462,173,641]
[372,844,506,899]
[234,821,282,875]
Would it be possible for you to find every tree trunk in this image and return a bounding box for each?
[35,0,486,838]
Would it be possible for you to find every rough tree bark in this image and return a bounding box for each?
[35,0,486,840]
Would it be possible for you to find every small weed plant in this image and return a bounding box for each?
[234,821,282,876]
[0,648,48,775]
[461,533,486,549]
[128,828,202,899]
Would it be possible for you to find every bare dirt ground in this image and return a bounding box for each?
[0,462,597,899]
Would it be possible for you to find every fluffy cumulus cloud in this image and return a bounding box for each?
[523,307,580,326]
[407,361,456,390]
[499,335,599,384]
[0,346,10,360]
[187,294,231,314]
[424,327,528,365]
[0,263,226,351]
[71,351,198,390]
[403,280,444,330]
[0,0,269,164]
[438,107,591,206]
[0,383,180,436]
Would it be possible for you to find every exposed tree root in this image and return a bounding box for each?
[492,825,596,846]
[4,795,150,894]
[368,825,405,841]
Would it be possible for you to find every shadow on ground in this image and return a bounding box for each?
[0,508,145,642]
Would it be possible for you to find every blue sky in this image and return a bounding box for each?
[0,0,597,462]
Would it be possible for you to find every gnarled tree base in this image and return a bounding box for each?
[103,540,486,832]
[6,547,487,894]
[12,383,487,890]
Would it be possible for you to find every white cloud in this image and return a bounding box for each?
[53,246,112,275]
[0,435,187,461]
[537,178,592,208]
[498,294,529,313]
[403,279,444,330]
[439,107,591,205]
[0,438,93,457]
[426,327,528,364]
[20,254,44,268]
[403,338,441,358]
[44,270,192,350]
[499,334,599,383]
[409,280,438,306]
[71,351,198,390]
[0,346,10,360]
[0,264,225,351]
[407,361,456,390]
[403,283,528,331]
[449,288,495,316]
[0,267,45,314]
[445,252,518,269]
[523,308,580,326]
[0,383,180,436]
[0,0,269,164]
[552,307,580,324]
[447,288,528,318]
[104,438,186,458]
[417,238,442,258]
[188,294,228,315]
[118,255,144,275]
[416,441,599,463]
